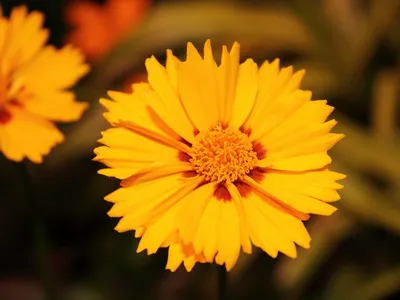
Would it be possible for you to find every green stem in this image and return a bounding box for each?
[218,265,227,300]
[16,162,55,300]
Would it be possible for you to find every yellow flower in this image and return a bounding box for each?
[95,40,345,271]
[0,6,89,163]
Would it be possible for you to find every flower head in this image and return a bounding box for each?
[0,6,89,163]
[95,40,345,271]
[65,0,150,62]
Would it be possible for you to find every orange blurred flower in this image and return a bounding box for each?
[65,0,150,62]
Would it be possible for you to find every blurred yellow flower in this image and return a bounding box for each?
[0,6,89,163]
[65,0,150,62]
[95,40,345,271]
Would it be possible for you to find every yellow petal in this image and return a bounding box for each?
[242,197,279,258]
[230,59,258,129]
[176,42,217,132]
[259,152,332,171]
[218,42,240,123]
[135,227,145,238]
[145,55,195,143]
[107,174,200,231]
[176,182,218,244]
[101,88,179,141]
[98,168,141,179]
[193,197,221,261]
[94,146,153,177]
[166,244,202,272]
[23,91,88,122]
[94,146,154,166]
[264,100,334,147]
[95,127,180,179]
[239,58,280,130]
[252,193,311,249]
[244,176,311,221]
[203,40,220,120]
[258,175,338,215]
[0,106,63,163]
[121,162,193,186]
[165,50,178,90]
[262,171,344,202]
[215,200,241,271]
[245,61,293,130]
[1,7,48,71]
[262,119,338,154]
[117,120,191,153]
[0,15,8,59]
[246,193,298,257]
[295,170,346,189]
[98,127,178,159]
[22,45,89,93]
[137,202,181,255]
[226,183,252,254]
[166,244,185,272]
[270,133,344,159]
[281,69,306,95]
[251,90,311,141]
[261,120,343,164]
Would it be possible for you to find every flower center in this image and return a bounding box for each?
[190,123,258,183]
[0,74,29,124]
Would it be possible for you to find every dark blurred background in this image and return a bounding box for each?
[0,0,399,299]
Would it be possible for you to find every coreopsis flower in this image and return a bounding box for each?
[94,40,345,271]
[65,0,150,62]
[0,6,89,163]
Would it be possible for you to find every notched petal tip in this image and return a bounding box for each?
[320,205,338,216]
[324,103,335,113]
[329,119,338,127]
[144,55,158,68]
[106,90,127,100]
[298,68,306,75]
[103,192,114,202]
[230,41,240,53]
[269,251,279,259]
[301,238,312,249]
[97,130,106,140]
[186,42,202,61]
[204,39,212,49]
[183,260,196,272]
[136,240,152,254]
[114,223,128,233]
[186,41,196,50]
[99,97,112,107]
[335,133,345,142]
[272,58,280,67]
[203,39,213,58]
[30,156,44,164]
[165,264,179,272]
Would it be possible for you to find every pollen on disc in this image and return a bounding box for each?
[190,123,258,183]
